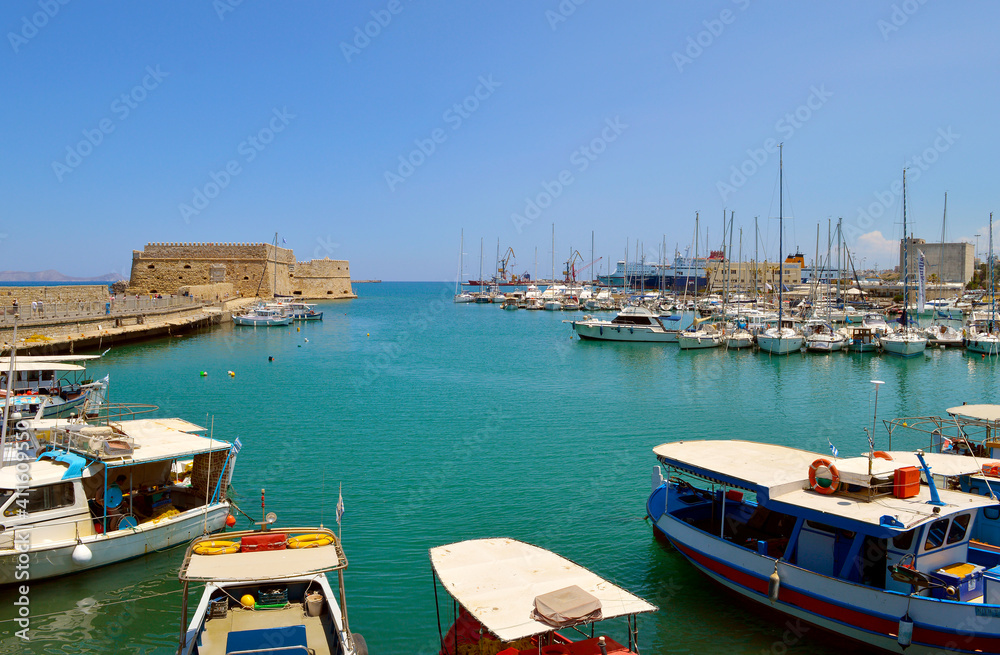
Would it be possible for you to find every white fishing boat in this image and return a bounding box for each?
[648,439,1000,654]
[430,538,656,655]
[454,230,476,303]
[177,524,364,655]
[0,355,108,420]
[0,417,237,584]
[571,305,673,342]
[233,306,293,326]
[279,301,324,321]
[839,325,880,353]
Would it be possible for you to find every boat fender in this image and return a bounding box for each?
[599,327,603,336]
[193,540,240,555]
[808,458,840,495]
[288,533,333,549]
[72,542,93,564]
[629,327,633,334]
[897,613,913,647]
[873,451,893,461]
[768,562,780,604]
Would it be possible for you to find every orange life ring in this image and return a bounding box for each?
[809,458,840,495]
[873,451,893,460]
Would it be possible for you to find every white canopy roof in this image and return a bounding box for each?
[105,418,228,465]
[1,362,85,372]
[947,404,1000,423]
[429,538,656,642]
[0,355,99,363]
[655,440,998,528]
[180,529,346,582]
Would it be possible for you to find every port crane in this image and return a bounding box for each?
[563,253,602,282]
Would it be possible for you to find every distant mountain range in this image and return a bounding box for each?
[0,270,124,282]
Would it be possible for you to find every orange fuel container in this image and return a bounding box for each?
[893,466,921,499]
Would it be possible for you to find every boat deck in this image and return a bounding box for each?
[198,603,335,655]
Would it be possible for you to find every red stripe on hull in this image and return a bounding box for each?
[671,535,1000,653]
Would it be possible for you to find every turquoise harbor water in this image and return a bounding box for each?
[2,281,1000,654]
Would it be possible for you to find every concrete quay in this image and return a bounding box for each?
[0,298,258,356]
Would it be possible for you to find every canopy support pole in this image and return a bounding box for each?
[177,581,189,655]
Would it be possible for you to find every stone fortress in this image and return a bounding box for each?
[128,242,355,299]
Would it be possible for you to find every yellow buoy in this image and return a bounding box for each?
[241,594,255,609]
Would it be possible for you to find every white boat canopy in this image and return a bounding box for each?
[0,362,85,372]
[179,528,346,582]
[947,404,1000,424]
[655,440,998,530]
[429,538,656,642]
[0,355,100,363]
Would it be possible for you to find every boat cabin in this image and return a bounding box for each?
[650,441,999,599]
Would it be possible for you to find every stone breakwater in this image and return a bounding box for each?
[0,298,257,356]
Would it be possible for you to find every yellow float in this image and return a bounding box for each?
[193,540,240,555]
[287,533,333,549]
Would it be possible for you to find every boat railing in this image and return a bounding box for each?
[883,415,991,454]
[87,403,160,424]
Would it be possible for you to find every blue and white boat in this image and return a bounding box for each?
[281,301,324,321]
[232,305,293,326]
[648,439,1000,653]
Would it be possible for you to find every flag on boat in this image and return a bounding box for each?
[829,440,839,458]
[336,485,344,526]
[867,431,875,452]
[942,437,953,451]
[917,250,926,314]
[232,437,242,454]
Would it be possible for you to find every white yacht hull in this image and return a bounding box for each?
[573,322,673,342]
[677,333,722,349]
[966,337,1000,355]
[881,337,927,357]
[756,334,804,354]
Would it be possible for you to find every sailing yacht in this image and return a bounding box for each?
[756,145,804,354]
[881,169,928,357]
[965,212,999,355]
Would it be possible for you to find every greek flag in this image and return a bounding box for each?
[232,437,242,454]
[867,432,875,452]
[829,440,839,458]
[336,485,344,526]
[917,250,926,313]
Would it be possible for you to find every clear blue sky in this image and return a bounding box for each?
[3,1,998,281]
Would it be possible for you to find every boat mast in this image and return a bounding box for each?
[273,232,278,299]
[939,192,947,292]
[456,229,464,295]
[990,212,995,331]
[778,143,784,335]
[901,168,908,330]
[551,224,555,286]
[479,238,484,294]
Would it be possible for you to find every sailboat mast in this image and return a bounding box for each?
[778,144,784,329]
[479,238,484,294]
[940,192,948,289]
[990,212,995,328]
[902,168,908,328]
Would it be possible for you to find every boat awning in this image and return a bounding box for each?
[0,362,85,372]
[180,529,346,582]
[429,538,657,642]
[0,355,99,363]
[104,418,230,465]
[947,404,1000,424]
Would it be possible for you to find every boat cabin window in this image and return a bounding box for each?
[947,514,972,544]
[805,520,854,539]
[3,482,74,516]
[923,518,950,551]
[985,507,1000,521]
[892,530,915,551]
